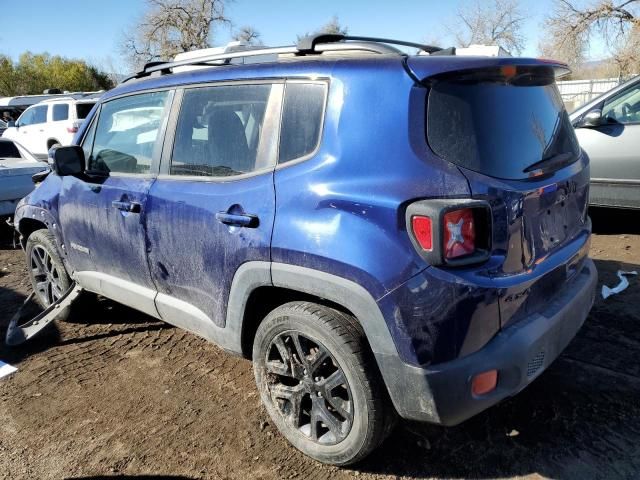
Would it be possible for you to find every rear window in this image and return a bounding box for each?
[278,82,326,164]
[52,103,69,121]
[0,141,22,158]
[426,68,580,180]
[76,103,95,119]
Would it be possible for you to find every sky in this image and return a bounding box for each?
[0,0,604,73]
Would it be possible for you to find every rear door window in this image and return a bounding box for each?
[170,84,273,177]
[426,67,580,180]
[52,103,69,121]
[278,82,326,164]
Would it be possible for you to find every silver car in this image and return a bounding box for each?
[570,75,640,209]
[0,138,48,218]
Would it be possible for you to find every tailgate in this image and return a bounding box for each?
[417,59,591,328]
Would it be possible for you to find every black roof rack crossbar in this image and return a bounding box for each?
[121,35,444,83]
[296,34,442,54]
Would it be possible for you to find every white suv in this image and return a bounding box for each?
[2,97,98,158]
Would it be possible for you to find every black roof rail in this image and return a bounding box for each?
[121,45,299,83]
[121,35,444,84]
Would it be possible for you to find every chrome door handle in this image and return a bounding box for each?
[215,212,259,228]
[112,200,141,213]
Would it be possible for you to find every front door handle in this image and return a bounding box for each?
[112,200,142,213]
[215,212,259,228]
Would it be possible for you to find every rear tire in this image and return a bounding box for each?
[25,229,72,321]
[253,301,395,465]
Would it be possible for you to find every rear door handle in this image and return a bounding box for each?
[112,200,142,213]
[215,212,259,228]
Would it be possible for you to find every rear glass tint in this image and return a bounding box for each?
[0,141,21,158]
[426,69,580,180]
[279,83,326,164]
[52,103,69,121]
[76,103,95,119]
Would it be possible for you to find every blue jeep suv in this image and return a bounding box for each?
[13,35,597,465]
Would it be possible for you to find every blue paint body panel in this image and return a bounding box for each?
[145,173,275,327]
[15,53,594,373]
[56,175,155,288]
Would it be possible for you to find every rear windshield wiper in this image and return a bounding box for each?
[523,152,577,175]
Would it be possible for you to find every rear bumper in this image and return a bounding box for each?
[0,174,37,216]
[377,257,597,425]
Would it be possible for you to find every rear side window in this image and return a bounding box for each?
[278,82,326,164]
[85,91,170,175]
[0,141,21,158]
[171,84,272,177]
[427,68,580,180]
[76,103,95,119]
[52,104,69,121]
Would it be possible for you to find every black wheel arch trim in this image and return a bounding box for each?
[226,261,399,358]
[225,261,427,420]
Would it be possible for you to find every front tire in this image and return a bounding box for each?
[253,302,394,465]
[25,229,72,321]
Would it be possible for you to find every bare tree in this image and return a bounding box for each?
[297,15,349,42]
[450,0,526,54]
[121,0,230,70]
[541,0,640,78]
[319,16,349,35]
[233,26,262,45]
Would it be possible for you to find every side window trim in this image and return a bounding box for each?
[276,79,329,168]
[159,88,184,176]
[80,104,101,164]
[158,80,284,181]
[255,83,284,171]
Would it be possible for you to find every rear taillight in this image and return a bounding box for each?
[443,208,475,259]
[406,200,491,267]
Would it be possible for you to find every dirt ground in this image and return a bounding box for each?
[1,208,639,480]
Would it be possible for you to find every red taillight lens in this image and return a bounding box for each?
[411,216,433,251]
[67,126,78,133]
[443,208,475,259]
